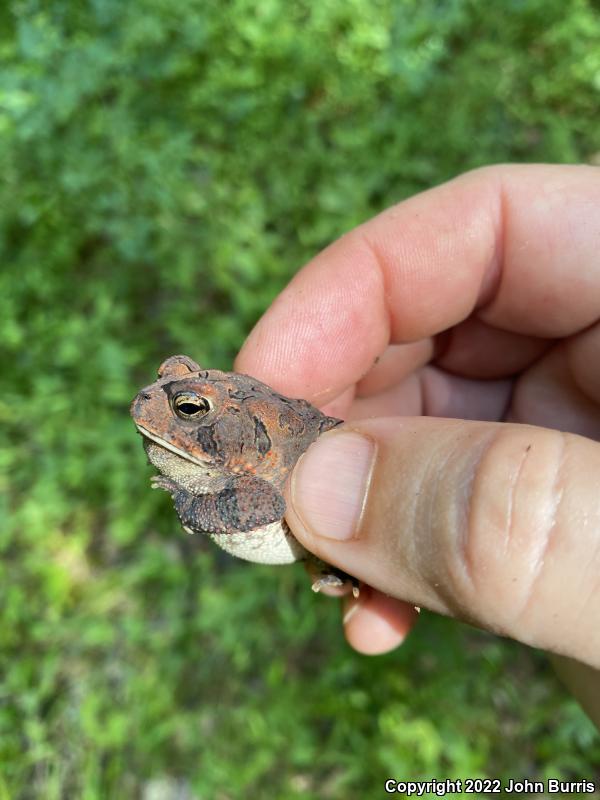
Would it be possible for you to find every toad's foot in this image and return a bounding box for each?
[307,557,360,598]
[151,475,179,493]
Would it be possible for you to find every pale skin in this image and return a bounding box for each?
[235,164,600,726]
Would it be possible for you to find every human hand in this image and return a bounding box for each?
[235,164,600,721]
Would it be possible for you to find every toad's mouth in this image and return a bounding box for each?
[135,423,210,466]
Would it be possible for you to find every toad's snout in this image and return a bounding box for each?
[130,389,153,421]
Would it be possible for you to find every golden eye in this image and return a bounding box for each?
[173,393,212,419]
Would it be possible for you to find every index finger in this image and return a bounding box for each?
[236,164,600,402]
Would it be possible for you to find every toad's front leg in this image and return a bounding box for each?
[151,474,286,534]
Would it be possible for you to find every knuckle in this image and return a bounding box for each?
[469,426,567,624]
[434,426,569,629]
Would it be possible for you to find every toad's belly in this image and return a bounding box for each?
[205,520,307,565]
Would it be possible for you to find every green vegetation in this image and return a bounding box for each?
[1,0,599,796]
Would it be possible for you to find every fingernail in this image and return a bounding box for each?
[291,431,376,540]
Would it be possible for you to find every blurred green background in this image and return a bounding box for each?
[1,0,599,797]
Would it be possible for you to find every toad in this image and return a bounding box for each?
[130,355,357,594]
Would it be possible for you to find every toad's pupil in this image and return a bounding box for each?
[179,402,202,415]
[174,396,210,417]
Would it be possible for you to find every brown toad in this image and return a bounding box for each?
[130,354,356,593]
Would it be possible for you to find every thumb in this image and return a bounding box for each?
[285,417,600,668]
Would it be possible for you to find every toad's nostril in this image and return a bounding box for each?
[141,393,151,400]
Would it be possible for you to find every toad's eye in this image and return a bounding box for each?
[173,393,212,419]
